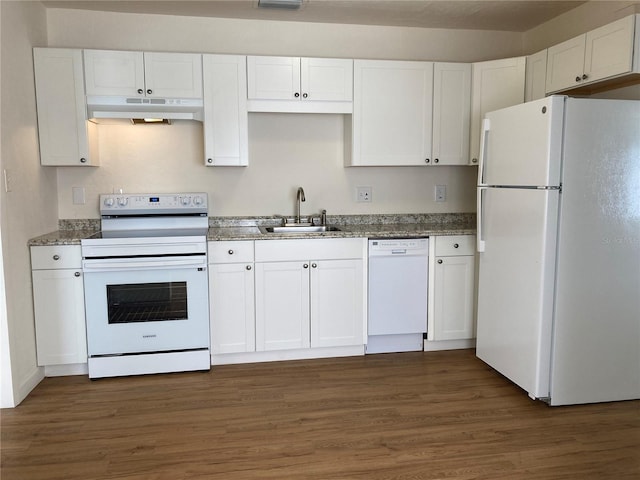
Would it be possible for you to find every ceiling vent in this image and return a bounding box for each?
[258,0,303,10]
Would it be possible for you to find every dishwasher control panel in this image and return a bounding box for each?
[369,238,429,256]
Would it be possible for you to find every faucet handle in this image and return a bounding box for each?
[321,209,327,226]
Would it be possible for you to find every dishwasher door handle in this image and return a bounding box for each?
[391,249,407,255]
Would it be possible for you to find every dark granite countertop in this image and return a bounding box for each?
[28,213,476,246]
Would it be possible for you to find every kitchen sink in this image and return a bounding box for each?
[259,225,341,234]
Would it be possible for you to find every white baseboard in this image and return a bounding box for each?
[14,365,45,406]
[44,363,88,377]
[212,345,364,365]
[423,338,476,351]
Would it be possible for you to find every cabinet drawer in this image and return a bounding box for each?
[31,245,82,270]
[434,235,475,256]
[208,241,254,264]
[255,238,366,262]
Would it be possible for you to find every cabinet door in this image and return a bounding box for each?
[310,259,364,348]
[209,263,255,354]
[84,49,145,96]
[584,15,635,84]
[255,261,310,351]
[300,58,353,102]
[143,52,203,98]
[432,63,471,166]
[433,255,475,341]
[33,48,98,166]
[352,60,433,166]
[545,35,586,94]
[32,269,87,365]
[247,56,301,100]
[525,49,548,102]
[470,57,525,165]
[203,55,248,166]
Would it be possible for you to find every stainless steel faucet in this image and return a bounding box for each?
[296,187,306,224]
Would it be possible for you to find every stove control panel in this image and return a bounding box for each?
[100,193,208,216]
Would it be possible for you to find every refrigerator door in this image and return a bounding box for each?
[550,98,640,405]
[476,186,559,399]
[478,96,564,188]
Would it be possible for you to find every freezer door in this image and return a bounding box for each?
[550,98,640,405]
[479,96,564,188]
[476,187,559,399]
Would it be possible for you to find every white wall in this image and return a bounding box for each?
[0,0,54,407]
[46,8,523,219]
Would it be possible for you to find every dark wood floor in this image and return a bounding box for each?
[2,349,639,479]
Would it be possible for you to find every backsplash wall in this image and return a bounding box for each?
[56,113,477,219]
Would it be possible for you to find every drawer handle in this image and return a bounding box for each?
[53,255,60,260]
[74,272,81,277]
[246,265,252,271]
[454,243,459,248]
[437,259,443,264]
[228,249,234,255]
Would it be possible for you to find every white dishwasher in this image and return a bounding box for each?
[367,238,429,354]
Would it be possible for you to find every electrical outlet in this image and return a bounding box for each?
[72,187,86,205]
[435,185,447,202]
[356,186,372,203]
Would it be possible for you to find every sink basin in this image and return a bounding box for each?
[259,225,341,234]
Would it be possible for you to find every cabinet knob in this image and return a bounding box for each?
[311,263,317,268]
[146,89,152,95]
[425,158,430,164]
[303,93,308,98]
[53,255,60,260]
[582,74,588,80]
[74,272,81,277]
[228,249,234,255]
[575,76,582,82]
[454,243,459,248]
[137,88,144,94]
[294,92,300,98]
[471,158,478,164]
[79,158,87,163]
[434,158,439,164]
[207,158,213,164]
[246,265,252,271]
[437,259,443,264]
[303,263,309,269]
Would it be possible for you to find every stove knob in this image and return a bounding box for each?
[181,197,191,206]
[104,198,114,207]
[193,196,203,206]
[117,197,128,207]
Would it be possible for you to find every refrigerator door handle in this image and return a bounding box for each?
[477,186,487,253]
[478,118,491,186]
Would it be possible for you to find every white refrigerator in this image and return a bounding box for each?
[476,95,640,406]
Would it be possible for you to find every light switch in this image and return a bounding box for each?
[72,187,86,205]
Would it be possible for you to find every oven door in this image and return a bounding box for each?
[82,255,209,356]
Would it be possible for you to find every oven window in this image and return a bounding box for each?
[107,282,188,324]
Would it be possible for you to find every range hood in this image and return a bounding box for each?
[86,95,204,122]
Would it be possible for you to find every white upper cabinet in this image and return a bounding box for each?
[432,63,471,166]
[84,50,203,98]
[202,54,248,167]
[350,60,434,166]
[525,49,548,102]
[247,56,353,113]
[470,57,526,165]
[33,48,99,166]
[546,15,636,94]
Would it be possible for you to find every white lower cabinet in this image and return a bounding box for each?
[30,246,87,366]
[254,238,366,353]
[208,241,255,354]
[428,235,476,342]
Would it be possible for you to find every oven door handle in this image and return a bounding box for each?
[82,258,206,272]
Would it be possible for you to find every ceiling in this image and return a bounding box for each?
[41,0,590,32]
